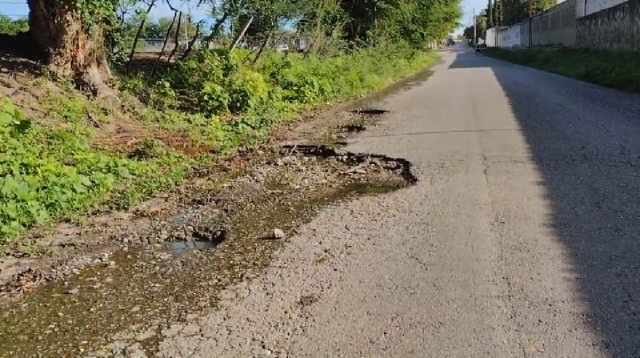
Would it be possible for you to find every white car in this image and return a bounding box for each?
[276,44,289,52]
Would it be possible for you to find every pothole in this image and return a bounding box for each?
[337,123,366,133]
[163,228,227,255]
[350,108,389,116]
[0,144,417,357]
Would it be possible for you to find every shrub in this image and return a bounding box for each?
[199,81,230,115]
[227,69,270,114]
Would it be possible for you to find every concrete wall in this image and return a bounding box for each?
[486,27,497,47]
[577,0,640,51]
[487,0,640,51]
[487,0,579,48]
[526,0,578,46]
[501,25,525,47]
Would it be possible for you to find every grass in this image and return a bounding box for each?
[0,45,440,243]
[486,47,640,93]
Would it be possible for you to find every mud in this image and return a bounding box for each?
[0,146,415,357]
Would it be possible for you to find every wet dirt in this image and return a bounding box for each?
[0,146,415,358]
[277,67,434,145]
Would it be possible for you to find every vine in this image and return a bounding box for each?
[76,0,121,49]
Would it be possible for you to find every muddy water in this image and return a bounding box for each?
[0,154,411,357]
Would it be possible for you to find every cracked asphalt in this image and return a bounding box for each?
[154,47,640,357]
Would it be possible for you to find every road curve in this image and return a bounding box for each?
[156,47,640,358]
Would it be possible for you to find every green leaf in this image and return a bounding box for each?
[79,175,93,187]
[117,166,131,178]
[0,112,12,126]
[14,119,32,134]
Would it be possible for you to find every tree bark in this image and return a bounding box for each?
[167,12,183,63]
[27,0,117,101]
[180,22,202,60]
[127,0,157,74]
[151,11,178,77]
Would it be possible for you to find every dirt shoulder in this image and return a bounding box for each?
[0,67,433,294]
[0,69,431,357]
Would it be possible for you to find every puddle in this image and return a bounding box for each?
[165,239,223,255]
[0,148,415,358]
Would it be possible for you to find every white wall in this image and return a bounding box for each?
[486,28,497,47]
[500,25,524,48]
[486,26,525,48]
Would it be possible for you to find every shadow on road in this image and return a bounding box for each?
[449,50,640,356]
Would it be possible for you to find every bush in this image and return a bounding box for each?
[160,45,437,117]
[227,69,270,113]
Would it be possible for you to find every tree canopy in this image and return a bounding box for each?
[12,0,462,97]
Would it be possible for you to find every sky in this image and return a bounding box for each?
[0,0,210,21]
[458,0,489,34]
[1,0,481,36]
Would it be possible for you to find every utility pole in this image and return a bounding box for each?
[184,15,188,45]
[473,8,477,47]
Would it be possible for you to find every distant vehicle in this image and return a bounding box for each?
[276,44,289,52]
[446,38,455,46]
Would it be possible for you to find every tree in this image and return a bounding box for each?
[487,0,494,28]
[487,0,557,26]
[463,15,486,41]
[26,0,119,100]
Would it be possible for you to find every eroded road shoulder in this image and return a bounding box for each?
[0,70,429,358]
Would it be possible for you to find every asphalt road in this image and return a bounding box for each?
[156,47,640,357]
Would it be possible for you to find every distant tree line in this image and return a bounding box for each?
[6,0,463,98]
[0,15,28,35]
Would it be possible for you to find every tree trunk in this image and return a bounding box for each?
[27,0,117,101]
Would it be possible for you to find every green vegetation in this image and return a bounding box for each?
[486,48,640,93]
[0,0,459,242]
[0,45,438,242]
[0,15,28,35]
[0,97,192,239]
